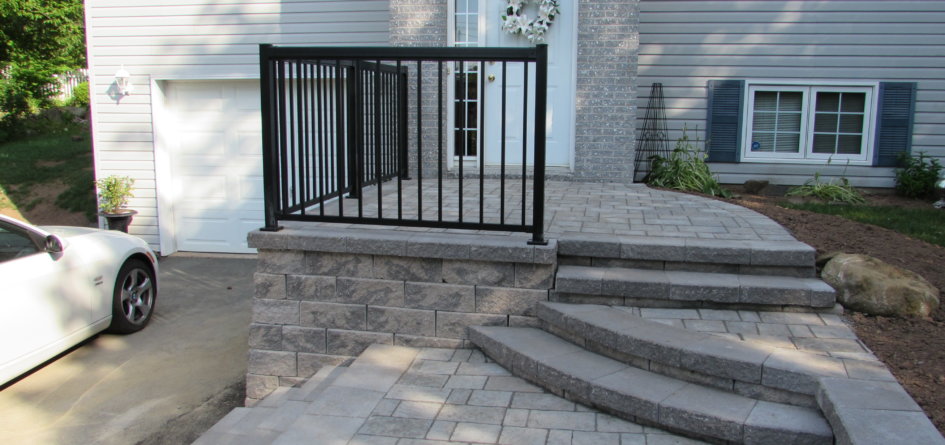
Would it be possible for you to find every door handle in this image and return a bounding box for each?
[488,74,496,82]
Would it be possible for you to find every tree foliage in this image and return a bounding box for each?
[0,0,86,116]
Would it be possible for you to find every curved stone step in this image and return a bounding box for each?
[536,301,870,404]
[468,325,833,444]
[554,265,835,309]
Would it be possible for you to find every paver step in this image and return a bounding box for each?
[554,265,835,309]
[536,302,882,406]
[558,235,815,269]
[468,325,834,444]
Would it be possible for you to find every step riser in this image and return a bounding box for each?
[551,292,840,313]
[543,321,817,409]
[560,255,816,278]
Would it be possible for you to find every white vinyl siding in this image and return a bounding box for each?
[84,0,390,250]
[638,0,945,187]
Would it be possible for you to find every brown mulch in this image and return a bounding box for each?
[726,190,945,435]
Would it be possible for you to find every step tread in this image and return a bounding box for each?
[469,325,832,444]
[537,301,856,396]
[555,265,834,307]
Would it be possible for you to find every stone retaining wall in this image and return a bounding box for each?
[245,225,557,403]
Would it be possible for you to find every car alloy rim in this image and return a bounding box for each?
[121,268,153,324]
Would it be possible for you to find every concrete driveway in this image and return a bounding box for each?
[0,254,256,445]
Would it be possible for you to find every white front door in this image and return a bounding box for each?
[163,80,264,254]
[448,1,575,169]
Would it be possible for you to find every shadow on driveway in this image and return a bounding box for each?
[0,254,256,445]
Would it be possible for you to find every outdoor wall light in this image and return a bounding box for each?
[114,66,132,96]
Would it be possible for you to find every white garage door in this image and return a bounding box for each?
[164,80,264,253]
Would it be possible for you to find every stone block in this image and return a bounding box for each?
[509,315,541,328]
[591,366,686,423]
[300,301,366,330]
[743,401,833,445]
[763,349,847,395]
[252,299,300,325]
[248,230,287,250]
[601,268,669,299]
[437,312,508,339]
[794,338,866,354]
[306,252,373,277]
[368,306,436,337]
[668,271,739,303]
[358,416,433,439]
[476,287,548,316]
[296,353,350,378]
[621,236,686,262]
[658,384,756,442]
[375,256,442,282]
[258,249,305,274]
[515,263,555,289]
[406,235,471,259]
[827,408,945,445]
[533,240,557,264]
[526,410,597,431]
[733,381,816,408]
[286,275,335,301]
[255,273,286,300]
[555,267,605,295]
[282,326,327,353]
[817,377,922,412]
[245,373,280,400]
[394,334,465,349]
[686,239,751,265]
[283,230,346,252]
[405,282,475,312]
[560,235,621,258]
[843,359,896,381]
[248,323,282,350]
[469,238,534,263]
[336,277,405,306]
[248,349,297,377]
[749,241,815,267]
[738,275,811,306]
[326,329,394,356]
[346,232,409,256]
[442,259,514,286]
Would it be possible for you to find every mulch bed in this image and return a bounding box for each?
[725,191,945,435]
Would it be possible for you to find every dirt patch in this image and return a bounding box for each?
[1,182,95,227]
[727,190,945,434]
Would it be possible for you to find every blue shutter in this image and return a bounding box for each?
[706,80,745,163]
[873,82,917,167]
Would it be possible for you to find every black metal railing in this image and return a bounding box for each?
[259,45,548,244]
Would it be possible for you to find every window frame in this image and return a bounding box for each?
[740,80,879,165]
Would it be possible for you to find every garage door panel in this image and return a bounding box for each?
[167,80,263,253]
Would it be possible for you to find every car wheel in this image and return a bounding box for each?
[108,259,156,334]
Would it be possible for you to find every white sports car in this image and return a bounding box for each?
[0,215,158,386]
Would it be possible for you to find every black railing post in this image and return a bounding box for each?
[258,44,282,231]
[529,44,548,245]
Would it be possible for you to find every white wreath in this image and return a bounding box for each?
[501,0,561,44]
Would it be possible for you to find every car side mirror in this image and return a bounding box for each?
[45,235,64,253]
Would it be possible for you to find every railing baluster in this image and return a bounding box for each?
[416,60,423,221]
[500,61,507,226]
[457,61,464,223]
[437,60,443,223]
[479,59,485,224]
[374,59,383,219]
[335,60,345,217]
[531,45,548,244]
[397,60,405,221]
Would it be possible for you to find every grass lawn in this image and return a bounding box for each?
[782,202,945,248]
[0,120,95,220]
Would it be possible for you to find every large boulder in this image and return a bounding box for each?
[821,253,940,318]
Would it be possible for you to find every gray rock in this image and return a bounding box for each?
[821,253,939,317]
[743,179,769,195]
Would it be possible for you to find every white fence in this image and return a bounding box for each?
[43,69,89,101]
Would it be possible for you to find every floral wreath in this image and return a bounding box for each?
[501,0,561,44]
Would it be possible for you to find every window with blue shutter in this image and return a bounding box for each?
[706,80,744,163]
[873,82,917,167]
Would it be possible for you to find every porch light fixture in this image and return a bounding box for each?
[114,66,132,96]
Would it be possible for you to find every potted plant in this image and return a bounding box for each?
[96,175,137,233]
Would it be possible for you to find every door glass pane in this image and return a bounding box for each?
[452,1,480,158]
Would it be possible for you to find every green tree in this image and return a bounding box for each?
[0,0,86,116]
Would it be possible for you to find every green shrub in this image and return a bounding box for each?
[95,175,135,214]
[65,81,89,108]
[786,173,866,205]
[646,128,731,198]
[895,152,942,199]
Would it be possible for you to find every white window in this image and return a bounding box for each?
[742,83,876,164]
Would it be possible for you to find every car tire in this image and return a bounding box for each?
[108,259,157,334]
